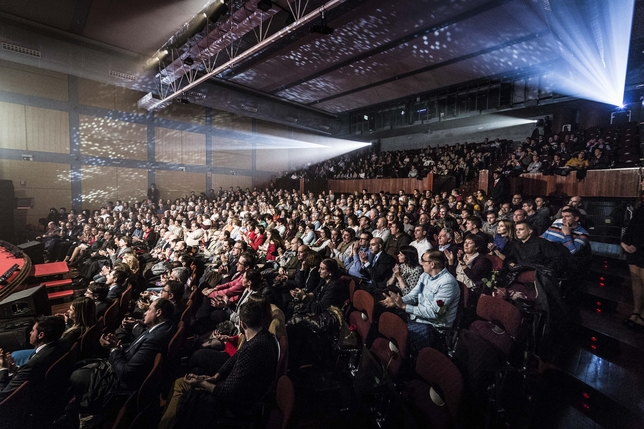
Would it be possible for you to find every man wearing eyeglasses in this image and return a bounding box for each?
[382,250,459,352]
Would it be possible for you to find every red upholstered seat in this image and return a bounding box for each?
[468,295,521,356]
[370,312,407,378]
[348,290,374,345]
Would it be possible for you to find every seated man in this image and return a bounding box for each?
[359,237,395,293]
[382,250,460,352]
[70,299,177,416]
[158,299,279,429]
[541,208,589,255]
[0,316,67,401]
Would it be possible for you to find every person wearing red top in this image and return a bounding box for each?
[244,224,266,251]
[208,253,253,305]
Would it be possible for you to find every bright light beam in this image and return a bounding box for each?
[541,0,634,107]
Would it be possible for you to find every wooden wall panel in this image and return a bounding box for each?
[255,148,289,172]
[78,78,114,110]
[154,171,206,200]
[0,102,26,150]
[155,127,182,163]
[509,169,640,198]
[115,167,148,204]
[0,160,71,226]
[80,115,147,160]
[211,110,252,133]
[0,60,68,101]
[78,78,147,114]
[81,165,119,209]
[25,106,70,153]
[155,103,206,125]
[211,173,253,191]
[212,137,252,169]
[181,131,206,165]
[329,176,431,194]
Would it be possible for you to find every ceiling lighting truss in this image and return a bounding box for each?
[140,0,345,111]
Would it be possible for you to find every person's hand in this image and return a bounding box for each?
[621,243,637,254]
[387,291,404,308]
[278,267,286,276]
[352,241,359,253]
[107,248,115,256]
[100,333,120,349]
[358,250,368,264]
[392,264,400,276]
[4,352,16,373]
[184,373,207,386]
[488,242,496,251]
[328,241,335,251]
[444,248,454,264]
[121,317,138,330]
[561,221,572,236]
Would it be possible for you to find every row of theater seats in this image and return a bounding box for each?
[341,259,534,429]
[0,283,295,429]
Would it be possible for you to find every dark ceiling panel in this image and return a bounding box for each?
[228,0,495,91]
[314,37,561,112]
[0,0,76,31]
[273,0,547,105]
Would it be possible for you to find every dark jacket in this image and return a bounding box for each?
[359,251,396,291]
[109,320,177,391]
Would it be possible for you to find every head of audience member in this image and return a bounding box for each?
[413,224,428,243]
[420,250,446,275]
[437,228,454,247]
[144,298,174,327]
[369,237,385,256]
[569,196,583,209]
[242,268,263,292]
[485,211,498,226]
[515,221,533,243]
[465,217,482,233]
[511,194,523,207]
[238,299,266,335]
[319,258,340,282]
[389,221,405,237]
[513,209,527,223]
[106,269,127,286]
[463,234,484,255]
[162,280,185,303]
[30,316,66,348]
[66,297,97,330]
[497,219,516,240]
[85,283,109,302]
[522,200,536,216]
[561,208,581,228]
[303,251,322,271]
[398,245,420,269]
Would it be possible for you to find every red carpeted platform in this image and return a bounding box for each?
[30,261,69,277]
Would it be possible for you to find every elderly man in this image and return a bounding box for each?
[371,217,391,244]
[382,250,460,352]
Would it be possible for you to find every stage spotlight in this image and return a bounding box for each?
[257,0,272,12]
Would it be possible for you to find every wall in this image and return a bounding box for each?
[0,59,299,230]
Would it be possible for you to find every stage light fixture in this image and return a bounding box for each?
[183,57,194,66]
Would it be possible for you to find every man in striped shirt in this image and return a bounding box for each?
[541,208,589,254]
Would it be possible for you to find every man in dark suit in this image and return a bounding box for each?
[70,298,177,409]
[359,237,396,293]
[106,269,128,301]
[0,316,66,403]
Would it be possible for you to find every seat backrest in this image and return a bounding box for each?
[0,380,29,412]
[45,342,78,381]
[485,254,504,272]
[180,300,192,326]
[118,285,133,318]
[341,276,356,302]
[377,312,408,358]
[476,295,522,338]
[266,375,295,429]
[166,322,185,362]
[415,347,463,419]
[80,318,104,359]
[137,353,163,413]
[103,300,119,331]
[276,334,288,380]
[457,281,468,312]
[351,290,375,323]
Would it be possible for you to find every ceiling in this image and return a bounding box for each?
[0,0,643,133]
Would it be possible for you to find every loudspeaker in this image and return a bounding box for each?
[0,286,51,319]
[0,317,33,351]
[0,180,16,243]
[18,241,45,265]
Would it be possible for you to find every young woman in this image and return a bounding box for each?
[387,246,423,296]
[488,219,516,259]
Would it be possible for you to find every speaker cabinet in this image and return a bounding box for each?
[0,180,16,243]
[0,317,33,351]
[0,286,51,319]
[18,241,45,265]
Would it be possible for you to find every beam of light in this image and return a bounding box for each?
[540,0,634,107]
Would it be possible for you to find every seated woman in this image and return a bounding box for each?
[310,226,332,254]
[12,297,96,366]
[445,234,493,293]
[488,219,516,256]
[565,151,589,170]
[286,258,347,369]
[386,246,423,296]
